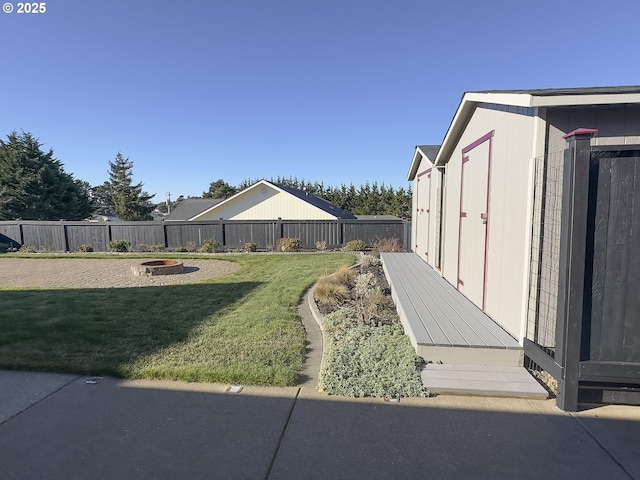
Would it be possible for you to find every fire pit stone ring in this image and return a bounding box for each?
[131,260,184,276]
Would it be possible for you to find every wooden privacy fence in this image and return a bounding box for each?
[0,219,411,253]
[525,129,640,411]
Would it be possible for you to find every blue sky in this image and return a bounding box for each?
[2,0,640,201]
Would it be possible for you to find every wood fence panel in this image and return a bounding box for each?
[65,224,109,252]
[164,223,222,249]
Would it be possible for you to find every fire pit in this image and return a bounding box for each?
[131,260,184,276]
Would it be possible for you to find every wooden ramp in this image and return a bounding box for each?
[380,253,523,367]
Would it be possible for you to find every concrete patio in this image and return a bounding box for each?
[1,370,639,480]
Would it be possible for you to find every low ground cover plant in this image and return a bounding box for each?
[0,253,356,386]
[318,255,428,398]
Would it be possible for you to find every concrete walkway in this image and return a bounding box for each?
[1,370,640,480]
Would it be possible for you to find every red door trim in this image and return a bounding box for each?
[457,130,494,310]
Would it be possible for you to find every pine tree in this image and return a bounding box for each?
[102,153,155,221]
[0,131,95,220]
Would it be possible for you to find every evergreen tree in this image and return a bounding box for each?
[0,131,95,220]
[101,153,155,221]
[202,179,236,199]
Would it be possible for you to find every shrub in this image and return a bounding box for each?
[150,244,165,252]
[108,240,131,252]
[372,237,404,253]
[244,242,257,252]
[315,240,328,251]
[136,244,151,252]
[360,254,381,269]
[19,245,37,253]
[200,239,220,253]
[319,314,427,398]
[77,244,94,253]
[278,237,301,252]
[354,272,385,324]
[343,239,367,252]
[185,241,197,253]
[332,265,355,286]
[314,276,350,307]
[173,247,188,252]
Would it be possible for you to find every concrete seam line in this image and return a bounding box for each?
[569,413,636,480]
[264,387,301,480]
[0,374,81,427]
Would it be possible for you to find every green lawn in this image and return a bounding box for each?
[0,254,355,386]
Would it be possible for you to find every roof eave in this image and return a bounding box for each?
[433,90,640,167]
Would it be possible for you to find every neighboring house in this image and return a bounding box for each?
[87,209,120,222]
[186,180,357,221]
[165,198,223,221]
[402,86,640,409]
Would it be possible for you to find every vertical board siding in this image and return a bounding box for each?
[224,222,278,249]
[21,223,66,251]
[0,219,409,252]
[0,224,22,247]
[65,224,109,252]
[164,223,221,249]
[281,221,340,248]
[109,224,166,247]
[342,221,405,245]
[588,154,640,363]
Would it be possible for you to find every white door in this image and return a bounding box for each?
[457,132,493,310]
[416,168,432,262]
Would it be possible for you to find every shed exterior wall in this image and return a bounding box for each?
[546,104,640,153]
[194,185,335,221]
[412,156,436,264]
[439,106,536,339]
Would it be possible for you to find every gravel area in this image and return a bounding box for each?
[0,258,240,289]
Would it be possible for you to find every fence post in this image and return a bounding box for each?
[277,217,283,242]
[62,221,70,252]
[555,128,597,411]
[18,220,24,245]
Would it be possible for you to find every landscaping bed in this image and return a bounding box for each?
[314,255,429,398]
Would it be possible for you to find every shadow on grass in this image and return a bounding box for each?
[0,281,262,377]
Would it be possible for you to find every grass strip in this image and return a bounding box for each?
[0,254,355,386]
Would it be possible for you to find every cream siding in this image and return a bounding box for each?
[546,104,640,153]
[194,185,336,221]
[440,106,536,338]
[412,158,433,263]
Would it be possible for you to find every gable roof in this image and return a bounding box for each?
[165,198,223,221]
[407,145,441,181]
[435,85,640,167]
[189,180,357,221]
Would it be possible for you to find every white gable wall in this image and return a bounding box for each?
[195,185,336,220]
[439,105,536,339]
